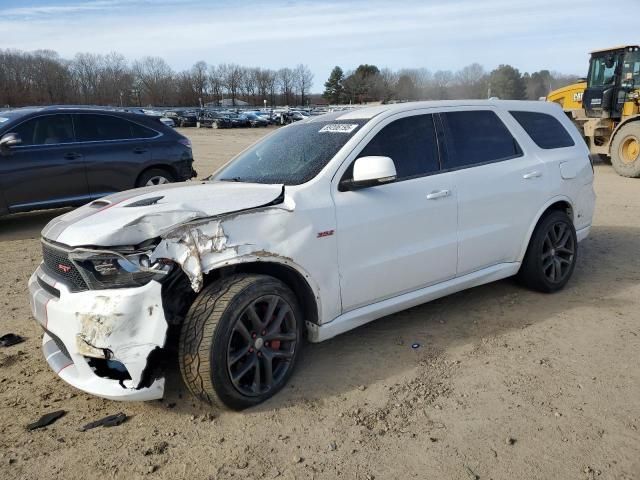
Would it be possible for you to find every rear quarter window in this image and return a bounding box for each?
[510,111,575,149]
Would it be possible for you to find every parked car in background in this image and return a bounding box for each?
[275,110,305,125]
[165,110,198,127]
[254,111,276,124]
[0,107,196,215]
[28,100,594,410]
[226,113,251,128]
[198,111,232,129]
[159,117,176,128]
[126,108,177,129]
[243,112,269,127]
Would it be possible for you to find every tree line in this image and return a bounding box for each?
[1,49,580,108]
[323,64,580,104]
[0,49,314,108]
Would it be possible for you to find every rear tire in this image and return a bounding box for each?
[136,168,175,187]
[611,122,640,177]
[179,274,303,410]
[517,211,577,293]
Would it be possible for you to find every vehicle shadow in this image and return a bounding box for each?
[0,208,70,242]
[160,224,639,414]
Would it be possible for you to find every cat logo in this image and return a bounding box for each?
[573,92,583,103]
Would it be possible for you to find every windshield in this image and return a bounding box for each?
[213,119,366,185]
[622,50,640,86]
[0,109,38,131]
[588,53,620,87]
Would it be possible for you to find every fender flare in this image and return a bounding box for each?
[201,252,323,324]
[517,195,574,262]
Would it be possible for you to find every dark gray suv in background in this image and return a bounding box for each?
[0,107,196,215]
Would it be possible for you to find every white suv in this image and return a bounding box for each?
[28,100,595,409]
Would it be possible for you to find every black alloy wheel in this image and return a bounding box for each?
[226,294,298,397]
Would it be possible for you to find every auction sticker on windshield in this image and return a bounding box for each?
[319,124,359,133]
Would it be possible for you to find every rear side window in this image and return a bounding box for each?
[75,114,155,142]
[357,114,440,180]
[12,114,74,146]
[439,110,521,169]
[130,122,158,139]
[510,111,575,149]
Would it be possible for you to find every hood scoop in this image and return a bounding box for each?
[125,196,165,208]
[89,199,111,209]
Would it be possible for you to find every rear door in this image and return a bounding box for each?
[73,114,154,198]
[333,112,458,312]
[437,108,548,275]
[1,114,89,212]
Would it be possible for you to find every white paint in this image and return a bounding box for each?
[30,99,595,402]
[351,156,396,183]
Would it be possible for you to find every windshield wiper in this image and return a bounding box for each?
[219,177,243,182]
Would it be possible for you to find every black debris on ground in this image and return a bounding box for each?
[79,412,127,431]
[26,410,66,431]
[0,333,25,347]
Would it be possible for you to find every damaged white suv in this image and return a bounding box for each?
[29,101,595,409]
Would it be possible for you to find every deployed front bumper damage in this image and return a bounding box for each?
[28,265,166,401]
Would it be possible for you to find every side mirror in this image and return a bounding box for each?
[0,133,21,154]
[341,156,397,190]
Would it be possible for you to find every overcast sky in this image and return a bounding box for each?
[1,0,634,90]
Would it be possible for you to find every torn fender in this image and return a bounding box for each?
[151,191,297,292]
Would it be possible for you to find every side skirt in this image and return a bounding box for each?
[306,262,521,343]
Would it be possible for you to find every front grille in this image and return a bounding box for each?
[42,241,88,292]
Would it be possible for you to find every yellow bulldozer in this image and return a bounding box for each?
[547,45,640,177]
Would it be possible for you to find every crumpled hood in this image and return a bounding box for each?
[42,182,286,247]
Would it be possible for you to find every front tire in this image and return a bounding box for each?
[517,211,577,293]
[611,122,640,177]
[179,274,303,410]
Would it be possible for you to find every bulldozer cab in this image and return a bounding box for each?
[583,46,640,119]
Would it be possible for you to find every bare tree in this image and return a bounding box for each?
[100,52,133,105]
[454,63,486,99]
[31,50,72,104]
[255,68,273,106]
[133,56,174,105]
[277,67,295,105]
[71,53,102,103]
[266,69,278,107]
[208,64,224,106]
[190,61,208,106]
[241,67,259,105]
[294,64,314,107]
[219,63,243,105]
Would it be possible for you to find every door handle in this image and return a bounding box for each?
[64,152,82,160]
[426,189,451,200]
[523,170,542,179]
[133,147,148,154]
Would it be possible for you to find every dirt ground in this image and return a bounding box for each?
[1,127,639,480]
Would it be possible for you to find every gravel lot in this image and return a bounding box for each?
[1,127,639,480]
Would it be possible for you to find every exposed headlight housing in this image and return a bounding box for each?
[69,249,173,290]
